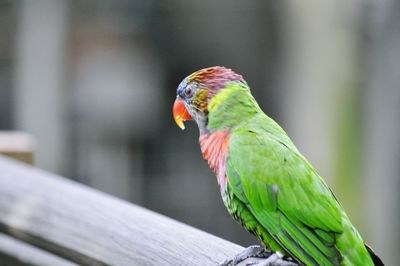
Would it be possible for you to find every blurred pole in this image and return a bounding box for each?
[361,1,400,264]
[281,1,362,224]
[281,1,336,181]
[69,2,162,203]
[13,0,68,174]
[0,2,15,129]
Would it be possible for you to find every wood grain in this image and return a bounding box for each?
[0,233,78,266]
[0,156,245,265]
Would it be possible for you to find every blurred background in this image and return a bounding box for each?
[0,0,399,264]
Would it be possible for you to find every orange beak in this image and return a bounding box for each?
[173,98,192,130]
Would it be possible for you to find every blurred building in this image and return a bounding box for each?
[0,0,398,264]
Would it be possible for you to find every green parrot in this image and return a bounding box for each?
[173,66,383,266]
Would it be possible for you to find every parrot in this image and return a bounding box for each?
[172,66,384,266]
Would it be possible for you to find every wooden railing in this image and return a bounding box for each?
[0,155,251,265]
[0,131,34,164]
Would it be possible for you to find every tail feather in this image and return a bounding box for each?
[365,244,384,266]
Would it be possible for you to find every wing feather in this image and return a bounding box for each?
[227,124,343,265]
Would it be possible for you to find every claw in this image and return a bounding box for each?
[219,245,298,266]
[218,245,266,266]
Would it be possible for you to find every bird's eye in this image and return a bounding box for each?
[184,87,193,97]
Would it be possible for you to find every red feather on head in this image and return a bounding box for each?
[187,66,245,93]
[183,66,245,113]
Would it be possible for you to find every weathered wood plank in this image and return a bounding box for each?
[0,156,245,265]
[0,233,78,266]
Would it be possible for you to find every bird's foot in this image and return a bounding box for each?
[219,245,264,266]
[219,245,297,266]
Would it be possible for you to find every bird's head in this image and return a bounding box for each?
[173,66,245,131]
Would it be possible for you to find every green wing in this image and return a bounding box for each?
[226,115,344,265]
